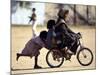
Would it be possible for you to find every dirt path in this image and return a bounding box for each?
[11,26,96,74]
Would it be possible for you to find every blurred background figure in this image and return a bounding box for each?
[28,8,37,37]
[11,1,45,36]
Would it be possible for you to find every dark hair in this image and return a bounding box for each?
[39,31,47,41]
[57,9,69,19]
[57,8,63,18]
[32,8,36,11]
[47,20,55,29]
[64,10,69,16]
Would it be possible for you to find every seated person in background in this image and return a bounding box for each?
[46,19,66,50]
[16,31,47,69]
[46,19,56,49]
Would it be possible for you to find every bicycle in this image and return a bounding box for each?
[46,32,93,68]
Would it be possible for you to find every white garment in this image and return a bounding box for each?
[32,20,37,37]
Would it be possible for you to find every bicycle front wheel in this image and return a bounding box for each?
[77,48,93,66]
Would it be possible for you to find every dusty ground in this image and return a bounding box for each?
[11,25,96,75]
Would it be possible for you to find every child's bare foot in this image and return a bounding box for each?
[16,53,20,61]
[34,65,42,69]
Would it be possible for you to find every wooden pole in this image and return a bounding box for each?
[74,5,76,25]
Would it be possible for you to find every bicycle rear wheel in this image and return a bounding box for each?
[46,50,64,68]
